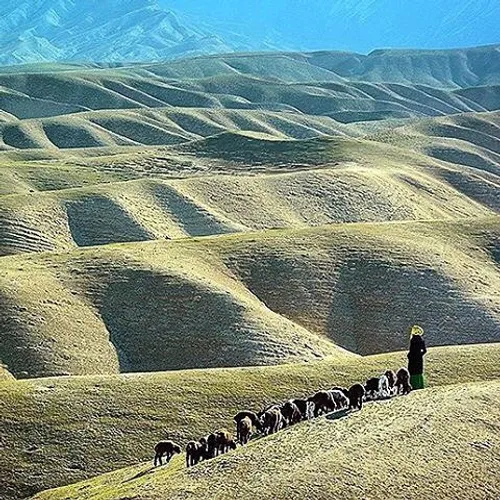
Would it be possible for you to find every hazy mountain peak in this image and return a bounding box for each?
[1,0,499,66]
[0,0,275,65]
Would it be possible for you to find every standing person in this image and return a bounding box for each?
[407,325,427,390]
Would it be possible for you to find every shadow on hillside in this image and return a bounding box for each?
[65,195,152,247]
[327,256,500,355]
[83,267,269,373]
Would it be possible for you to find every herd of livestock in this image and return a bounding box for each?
[153,366,413,467]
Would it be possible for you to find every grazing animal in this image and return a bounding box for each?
[308,391,336,416]
[291,399,314,420]
[234,411,261,433]
[237,416,253,445]
[396,367,412,395]
[280,401,302,427]
[332,386,350,399]
[385,370,397,394]
[378,375,391,398]
[215,430,235,455]
[328,389,350,410]
[260,407,283,435]
[200,433,218,460]
[186,441,203,468]
[258,404,280,418]
[365,377,381,400]
[366,375,391,399]
[199,436,207,454]
[154,440,181,467]
[307,401,316,419]
[347,383,365,410]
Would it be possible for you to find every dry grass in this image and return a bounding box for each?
[0,132,497,257]
[0,343,499,500]
[32,379,500,500]
[0,217,498,378]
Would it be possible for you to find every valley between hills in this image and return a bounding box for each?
[0,44,499,500]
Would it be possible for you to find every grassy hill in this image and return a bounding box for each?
[3,44,500,87]
[0,45,499,500]
[1,61,499,125]
[0,121,499,256]
[0,218,499,379]
[33,379,500,500]
[0,343,498,500]
[0,107,353,150]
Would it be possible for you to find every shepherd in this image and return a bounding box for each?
[407,325,427,389]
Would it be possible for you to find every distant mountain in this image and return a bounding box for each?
[3,0,498,67]
[0,0,286,66]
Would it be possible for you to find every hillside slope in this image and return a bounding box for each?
[0,218,499,379]
[33,379,500,500]
[1,68,499,124]
[1,115,500,256]
[1,343,499,500]
[0,145,497,256]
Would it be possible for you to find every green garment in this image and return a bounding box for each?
[410,373,425,390]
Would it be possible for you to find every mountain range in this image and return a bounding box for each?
[0,0,283,66]
[1,0,499,66]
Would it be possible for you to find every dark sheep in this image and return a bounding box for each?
[347,383,365,410]
[364,377,381,400]
[366,375,391,399]
[329,389,349,410]
[207,433,218,458]
[385,370,397,393]
[215,430,235,455]
[308,391,336,417]
[234,410,262,434]
[280,401,302,427]
[186,441,203,468]
[200,433,218,460]
[260,407,283,435]
[199,436,207,453]
[332,386,350,399]
[396,367,412,395]
[237,416,253,445]
[154,440,181,466]
[291,399,314,421]
[258,404,280,418]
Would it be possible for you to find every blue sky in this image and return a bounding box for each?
[165,0,500,53]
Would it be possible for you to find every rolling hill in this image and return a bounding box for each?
[0,218,499,380]
[0,47,498,381]
[0,343,499,500]
[1,50,500,125]
[31,380,500,500]
[0,131,498,256]
[0,42,499,500]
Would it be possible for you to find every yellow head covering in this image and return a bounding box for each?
[410,324,424,337]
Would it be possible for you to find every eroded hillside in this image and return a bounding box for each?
[0,44,500,500]
[0,49,499,380]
